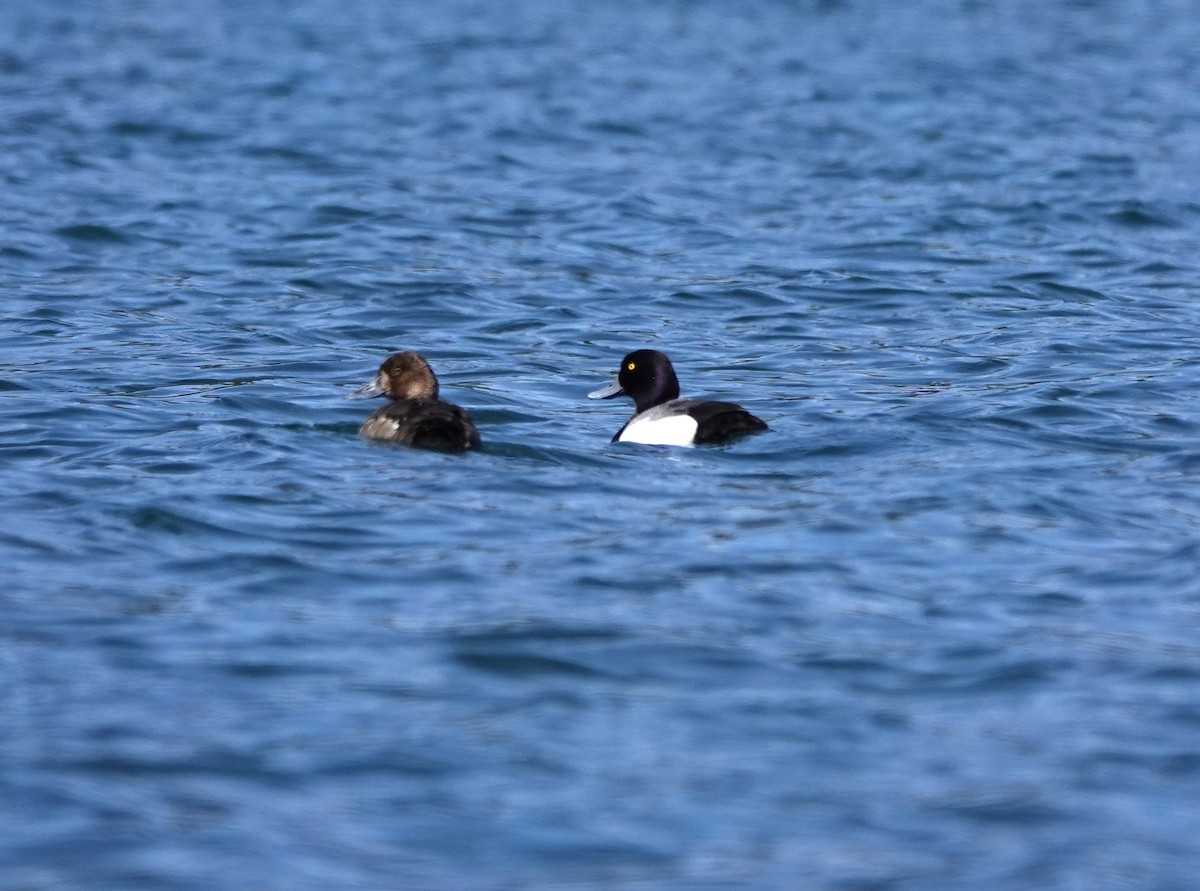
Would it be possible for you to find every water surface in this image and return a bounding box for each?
[3,1,1200,888]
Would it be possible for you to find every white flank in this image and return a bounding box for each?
[618,413,698,446]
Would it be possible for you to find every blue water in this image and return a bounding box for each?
[4,1,1200,887]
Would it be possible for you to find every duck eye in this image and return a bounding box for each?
[626,362,636,371]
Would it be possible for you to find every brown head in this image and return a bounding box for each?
[353,351,439,401]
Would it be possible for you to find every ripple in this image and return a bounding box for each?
[453,650,603,679]
[54,224,131,244]
[6,1,1200,888]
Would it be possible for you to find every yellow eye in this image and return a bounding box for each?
[626,362,636,371]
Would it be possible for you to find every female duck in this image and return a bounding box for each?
[589,349,768,446]
[354,352,481,452]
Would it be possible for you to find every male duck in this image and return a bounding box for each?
[589,349,768,446]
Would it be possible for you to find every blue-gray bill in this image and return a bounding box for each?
[350,374,387,399]
[588,379,624,400]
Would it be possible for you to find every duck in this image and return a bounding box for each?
[353,352,481,452]
[589,349,768,446]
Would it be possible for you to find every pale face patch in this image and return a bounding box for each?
[617,413,698,447]
[351,371,388,399]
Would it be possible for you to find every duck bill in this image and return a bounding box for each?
[350,373,386,399]
[588,378,625,400]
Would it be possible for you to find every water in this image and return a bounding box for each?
[3,0,1200,887]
